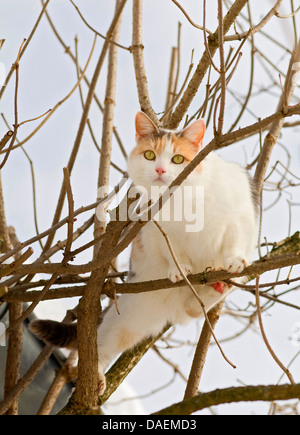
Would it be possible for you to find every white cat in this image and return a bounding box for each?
[30,112,257,395]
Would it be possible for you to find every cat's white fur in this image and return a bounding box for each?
[96,112,257,394]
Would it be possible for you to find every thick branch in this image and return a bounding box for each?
[94,3,123,255]
[184,302,224,400]
[154,383,300,415]
[131,0,159,124]
[5,237,300,303]
[5,223,300,281]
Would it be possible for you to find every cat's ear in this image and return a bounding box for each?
[181,119,206,150]
[135,112,159,142]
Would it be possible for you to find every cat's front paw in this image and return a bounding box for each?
[211,282,225,294]
[97,374,106,396]
[168,264,193,283]
[224,256,248,274]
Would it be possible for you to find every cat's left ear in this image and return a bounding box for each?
[135,112,159,142]
[181,119,206,150]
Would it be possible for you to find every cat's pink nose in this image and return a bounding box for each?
[156,167,166,177]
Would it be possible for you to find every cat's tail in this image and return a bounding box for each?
[29,320,78,349]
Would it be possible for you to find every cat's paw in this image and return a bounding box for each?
[97,374,106,396]
[224,256,248,274]
[211,282,224,294]
[168,264,193,283]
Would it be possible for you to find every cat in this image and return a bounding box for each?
[30,111,257,395]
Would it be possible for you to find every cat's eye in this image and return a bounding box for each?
[144,150,156,161]
[172,155,185,165]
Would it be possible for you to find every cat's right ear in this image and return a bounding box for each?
[181,119,206,150]
[135,112,158,142]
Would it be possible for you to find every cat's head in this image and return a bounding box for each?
[128,112,206,190]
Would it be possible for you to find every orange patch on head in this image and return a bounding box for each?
[153,135,168,155]
[131,135,168,158]
[171,134,203,172]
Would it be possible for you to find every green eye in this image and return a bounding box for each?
[172,155,185,164]
[144,150,156,161]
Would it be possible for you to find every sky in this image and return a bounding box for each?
[1,0,300,415]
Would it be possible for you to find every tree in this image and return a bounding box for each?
[0,0,300,415]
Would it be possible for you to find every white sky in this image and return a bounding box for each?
[1,0,300,415]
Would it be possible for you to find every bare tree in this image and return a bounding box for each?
[0,0,300,415]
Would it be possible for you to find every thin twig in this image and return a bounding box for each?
[255,276,295,385]
[1,113,43,250]
[203,0,221,74]
[62,168,75,263]
[153,220,236,370]
[131,0,159,124]
[0,131,13,152]
[1,35,97,155]
[37,350,78,415]
[254,39,300,194]
[17,108,52,128]
[0,248,33,278]
[42,2,128,161]
[275,5,300,19]
[4,273,59,339]
[224,0,284,41]
[216,0,227,135]
[42,0,128,254]
[170,0,213,35]
[94,5,123,256]
[228,6,255,133]
[69,0,129,51]
[164,47,179,121]
[0,0,51,100]
[0,38,26,170]
[0,175,128,265]
[73,36,125,175]
[167,0,250,129]
[161,59,194,125]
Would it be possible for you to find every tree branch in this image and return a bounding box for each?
[254,38,300,194]
[224,0,284,41]
[184,302,225,401]
[4,231,300,304]
[94,3,123,256]
[131,0,159,124]
[154,383,300,415]
[0,0,51,100]
[42,0,128,253]
[167,0,249,129]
